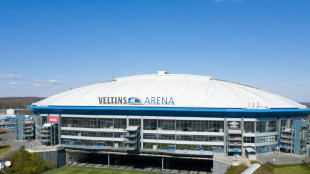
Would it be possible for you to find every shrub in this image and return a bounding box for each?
[3,148,55,174]
[253,162,274,174]
[225,163,248,174]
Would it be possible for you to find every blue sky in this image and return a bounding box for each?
[0,0,309,102]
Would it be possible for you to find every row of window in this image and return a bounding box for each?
[256,135,277,143]
[61,117,126,129]
[143,142,223,152]
[243,136,277,143]
[143,134,224,142]
[59,117,278,133]
[62,130,224,142]
[144,120,224,132]
[244,121,277,133]
[61,130,124,138]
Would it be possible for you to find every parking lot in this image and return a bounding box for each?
[0,130,41,150]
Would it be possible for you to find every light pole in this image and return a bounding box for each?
[276,145,281,164]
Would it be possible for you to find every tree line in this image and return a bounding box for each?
[0,97,45,110]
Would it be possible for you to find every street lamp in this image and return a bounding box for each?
[277,146,280,164]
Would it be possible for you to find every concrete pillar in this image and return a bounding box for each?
[162,158,164,171]
[254,119,257,152]
[58,113,61,145]
[141,116,144,149]
[126,115,129,127]
[241,117,244,156]
[108,154,110,167]
[287,118,291,128]
[224,117,227,155]
[278,118,281,147]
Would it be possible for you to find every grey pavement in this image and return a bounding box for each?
[257,152,307,164]
[0,131,41,150]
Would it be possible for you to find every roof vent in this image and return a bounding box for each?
[157,71,169,75]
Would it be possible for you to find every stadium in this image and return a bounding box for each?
[28,71,310,168]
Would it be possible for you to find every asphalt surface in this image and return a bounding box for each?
[257,151,308,164]
[0,131,41,150]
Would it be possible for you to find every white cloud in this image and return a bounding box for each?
[48,79,63,85]
[59,75,66,79]
[49,80,59,83]
[33,79,45,83]
[9,82,21,85]
[33,84,41,87]
[0,74,23,79]
[33,79,62,85]
[74,77,93,83]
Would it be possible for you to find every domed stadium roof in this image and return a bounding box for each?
[33,71,306,109]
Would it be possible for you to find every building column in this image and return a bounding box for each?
[224,117,227,155]
[278,118,281,148]
[287,118,291,128]
[141,116,144,149]
[58,113,61,145]
[162,158,164,171]
[241,117,244,156]
[254,119,257,152]
[126,115,129,127]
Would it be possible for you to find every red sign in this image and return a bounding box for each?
[49,116,58,123]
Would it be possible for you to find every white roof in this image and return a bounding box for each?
[42,123,52,127]
[125,126,139,131]
[245,148,256,153]
[33,72,306,109]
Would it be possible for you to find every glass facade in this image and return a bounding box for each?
[143,119,224,132]
[244,122,254,133]
[256,135,277,143]
[243,136,255,143]
[143,133,224,142]
[57,115,294,156]
[256,121,276,133]
[60,116,226,154]
[143,142,223,153]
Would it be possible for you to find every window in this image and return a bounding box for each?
[256,121,276,133]
[256,135,277,143]
[158,120,175,130]
[129,119,141,126]
[144,119,157,130]
[243,136,255,143]
[244,122,254,133]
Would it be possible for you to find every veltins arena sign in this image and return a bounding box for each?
[98,97,175,106]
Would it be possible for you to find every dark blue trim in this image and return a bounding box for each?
[27,105,310,118]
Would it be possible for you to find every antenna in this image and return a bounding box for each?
[112,65,115,80]
[211,64,215,77]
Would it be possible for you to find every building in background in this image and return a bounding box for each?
[16,114,35,141]
[27,72,310,163]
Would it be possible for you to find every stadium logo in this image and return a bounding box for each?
[229,121,240,128]
[128,97,142,105]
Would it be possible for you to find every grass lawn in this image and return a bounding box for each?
[274,166,310,174]
[46,166,162,174]
[0,145,11,155]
